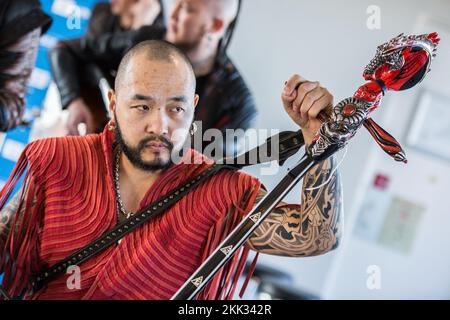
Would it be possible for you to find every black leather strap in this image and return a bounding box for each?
[220,130,304,169]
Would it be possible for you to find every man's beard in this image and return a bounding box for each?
[171,39,201,57]
[114,119,175,172]
[167,28,205,56]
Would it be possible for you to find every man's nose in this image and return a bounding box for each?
[146,109,169,136]
[170,2,180,20]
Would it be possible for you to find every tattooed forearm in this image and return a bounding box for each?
[248,156,343,257]
[0,190,22,254]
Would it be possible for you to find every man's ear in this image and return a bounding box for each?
[193,94,200,109]
[108,89,116,115]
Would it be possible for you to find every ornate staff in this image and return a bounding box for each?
[171,33,440,300]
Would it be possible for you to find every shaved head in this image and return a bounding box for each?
[109,40,200,172]
[115,40,196,93]
[166,0,241,56]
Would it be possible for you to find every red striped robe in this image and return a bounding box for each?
[0,127,261,300]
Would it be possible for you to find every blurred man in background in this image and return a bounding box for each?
[0,0,52,132]
[51,0,257,157]
[49,0,165,135]
[166,0,258,157]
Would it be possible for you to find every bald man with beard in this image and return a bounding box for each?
[50,0,257,157]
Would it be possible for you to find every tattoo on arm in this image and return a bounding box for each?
[0,183,35,257]
[0,191,22,253]
[247,156,343,257]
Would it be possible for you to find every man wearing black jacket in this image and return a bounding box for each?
[50,0,257,157]
[49,0,165,135]
[0,0,52,132]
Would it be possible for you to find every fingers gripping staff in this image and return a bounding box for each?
[171,33,440,300]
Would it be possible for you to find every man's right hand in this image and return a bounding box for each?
[66,98,95,135]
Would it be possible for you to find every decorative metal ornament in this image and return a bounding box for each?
[114,150,134,220]
[307,32,440,164]
[108,121,116,132]
[190,122,198,135]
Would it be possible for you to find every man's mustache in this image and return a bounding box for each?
[137,135,174,151]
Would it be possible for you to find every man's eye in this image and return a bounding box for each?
[171,106,185,114]
[136,105,150,111]
[181,2,196,12]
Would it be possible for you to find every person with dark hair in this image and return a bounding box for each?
[0,0,52,132]
[0,40,342,300]
[51,0,256,157]
[49,0,165,135]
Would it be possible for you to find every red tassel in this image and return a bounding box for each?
[239,251,259,298]
[194,173,262,300]
[0,145,48,298]
[0,152,27,207]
